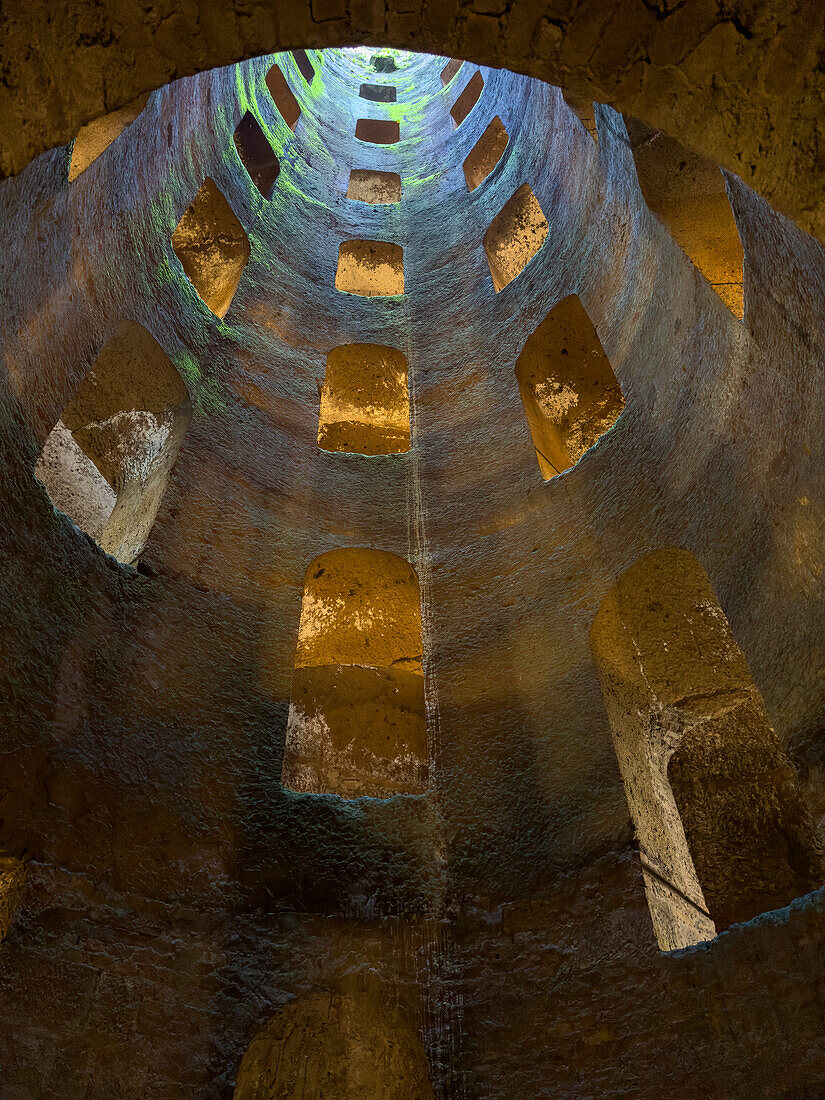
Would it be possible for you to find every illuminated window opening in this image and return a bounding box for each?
[265,64,301,130]
[483,184,548,291]
[68,95,149,182]
[35,321,191,564]
[292,49,315,84]
[360,82,396,102]
[281,548,428,799]
[515,295,624,479]
[318,344,410,455]
[233,111,280,198]
[590,549,823,951]
[450,71,483,127]
[355,118,400,144]
[626,117,744,318]
[335,240,404,297]
[347,169,402,205]
[171,178,250,317]
[463,115,509,191]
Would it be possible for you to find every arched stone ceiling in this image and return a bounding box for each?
[0,0,823,244]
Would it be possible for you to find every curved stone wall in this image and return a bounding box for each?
[1,1,824,251]
[0,46,824,1098]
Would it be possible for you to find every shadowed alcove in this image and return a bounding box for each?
[0,856,26,943]
[291,49,316,85]
[440,58,463,87]
[562,92,598,143]
[347,168,402,204]
[1,16,825,1096]
[265,63,301,130]
[234,989,433,1098]
[450,70,484,127]
[360,82,396,103]
[463,115,509,192]
[355,117,401,145]
[68,95,149,182]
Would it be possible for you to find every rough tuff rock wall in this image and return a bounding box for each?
[0,48,825,1098]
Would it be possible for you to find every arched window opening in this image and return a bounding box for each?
[450,71,484,127]
[265,64,301,130]
[233,112,280,199]
[68,95,149,182]
[291,49,315,85]
[171,178,250,317]
[0,854,26,944]
[355,118,400,145]
[35,321,192,564]
[483,184,548,291]
[281,548,427,799]
[562,91,598,142]
[515,295,624,479]
[590,549,823,951]
[347,168,402,205]
[360,82,396,103]
[335,240,404,297]
[463,115,509,192]
[318,344,410,455]
[625,118,744,318]
[440,58,463,86]
[233,991,434,1097]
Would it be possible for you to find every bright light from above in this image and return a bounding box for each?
[345,47,418,68]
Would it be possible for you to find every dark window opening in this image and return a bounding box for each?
[265,64,301,130]
[451,71,484,127]
[292,49,315,84]
[355,118,400,144]
[360,82,396,102]
[233,112,280,199]
[441,58,463,86]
